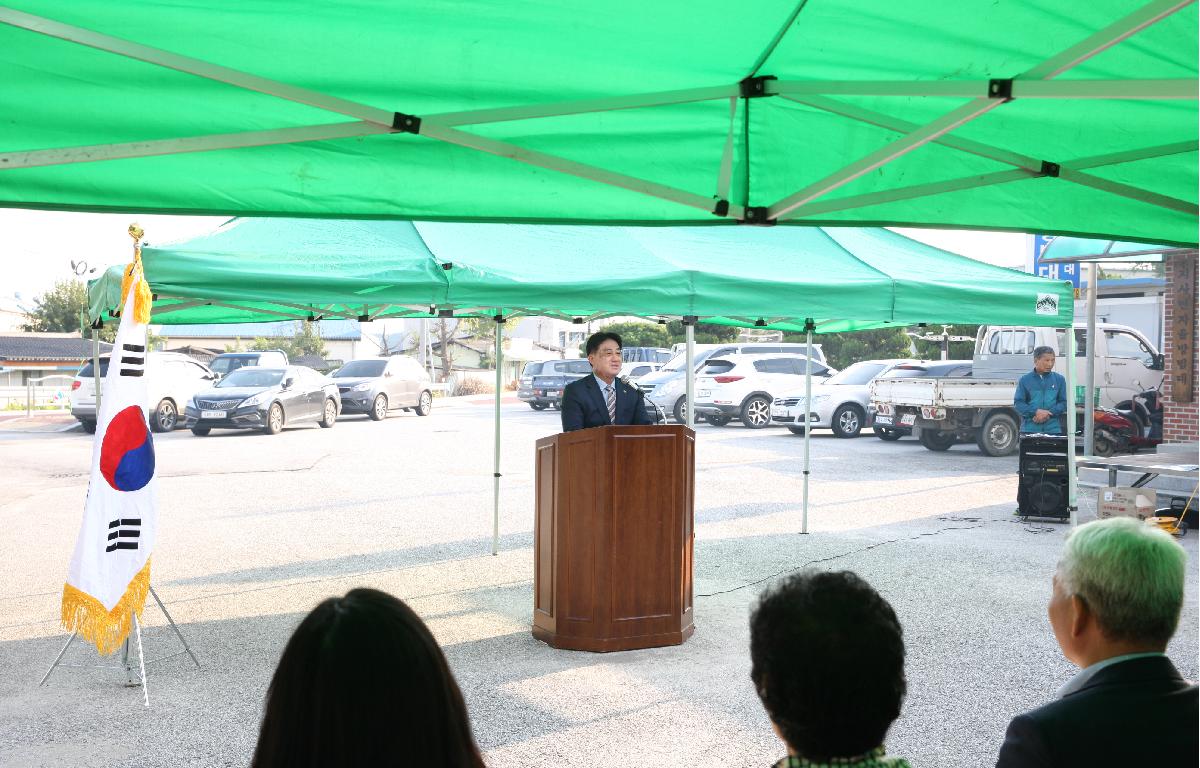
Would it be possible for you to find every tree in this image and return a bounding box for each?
[433,318,458,381]
[664,320,738,346]
[21,279,89,334]
[600,321,670,348]
[247,321,328,360]
[782,328,912,370]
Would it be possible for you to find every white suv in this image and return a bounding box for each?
[71,352,219,433]
[693,353,835,429]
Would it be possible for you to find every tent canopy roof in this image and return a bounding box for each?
[89,219,1073,332]
[3,1,1196,245]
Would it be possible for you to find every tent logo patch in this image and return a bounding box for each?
[1035,293,1059,315]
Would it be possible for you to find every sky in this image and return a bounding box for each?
[0,208,1034,307]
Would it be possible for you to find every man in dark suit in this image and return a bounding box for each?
[560,331,654,432]
[996,516,1196,767]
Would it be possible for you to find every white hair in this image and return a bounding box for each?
[1058,517,1187,646]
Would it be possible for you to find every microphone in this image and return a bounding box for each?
[623,376,664,424]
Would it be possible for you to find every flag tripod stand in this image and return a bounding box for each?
[39,587,200,706]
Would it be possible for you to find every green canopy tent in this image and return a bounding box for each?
[2,1,1196,245]
[88,219,1074,544]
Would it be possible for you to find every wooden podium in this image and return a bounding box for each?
[532,424,695,652]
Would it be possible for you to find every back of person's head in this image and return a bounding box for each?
[585,331,622,355]
[251,588,485,768]
[1058,516,1187,647]
[750,570,905,762]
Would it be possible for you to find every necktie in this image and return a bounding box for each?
[606,383,616,424]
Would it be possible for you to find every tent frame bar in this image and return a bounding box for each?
[769,78,1195,100]
[784,94,1199,217]
[768,98,1005,219]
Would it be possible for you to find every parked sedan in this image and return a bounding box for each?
[693,354,834,429]
[331,356,433,420]
[184,365,340,435]
[771,359,918,438]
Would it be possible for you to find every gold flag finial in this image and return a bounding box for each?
[127,222,144,243]
[120,223,152,324]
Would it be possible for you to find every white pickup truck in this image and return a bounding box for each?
[870,323,1164,456]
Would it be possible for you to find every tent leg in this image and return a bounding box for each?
[1066,317,1078,527]
[1084,264,1098,455]
[92,328,102,417]
[684,322,695,429]
[802,325,813,535]
[492,317,503,556]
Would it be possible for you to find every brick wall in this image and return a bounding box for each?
[1162,250,1199,443]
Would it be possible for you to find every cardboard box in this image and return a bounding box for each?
[1097,487,1157,521]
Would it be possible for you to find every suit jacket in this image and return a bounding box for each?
[995,655,1198,767]
[560,375,652,432]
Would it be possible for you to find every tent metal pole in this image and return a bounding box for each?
[92,326,102,417]
[1084,265,1098,455]
[0,122,390,171]
[1057,169,1198,215]
[685,322,695,429]
[802,325,813,535]
[492,317,503,556]
[768,78,1195,100]
[426,85,737,127]
[1066,313,1079,528]
[784,169,1032,219]
[768,98,1004,220]
[1025,0,1194,80]
[418,122,739,218]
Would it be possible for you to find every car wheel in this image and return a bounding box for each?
[530,402,547,411]
[707,415,731,427]
[831,404,864,438]
[787,426,806,436]
[1093,433,1116,457]
[415,390,432,416]
[976,412,1018,456]
[873,427,903,441]
[672,397,688,424]
[740,395,772,429]
[151,398,178,433]
[918,429,956,451]
[319,398,338,428]
[80,419,97,434]
[190,427,211,436]
[369,393,388,421]
[264,403,284,435]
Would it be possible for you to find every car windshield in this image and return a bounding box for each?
[522,362,544,377]
[77,358,111,377]
[217,368,284,388]
[702,359,736,375]
[210,356,255,375]
[826,362,888,386]
[663,350,717,372]
[333,360,386,378]
[879,366,928,379]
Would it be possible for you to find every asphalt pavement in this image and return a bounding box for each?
[0,400,1195,768]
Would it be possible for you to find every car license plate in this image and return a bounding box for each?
[547,390,559,396]
[201,410,226,419]
[698,389,710,397]
[874,414,893,426]
[771,407,790,418]
[899,413,916,426]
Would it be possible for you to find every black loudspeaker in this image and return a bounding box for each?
[1018,434,1069,519]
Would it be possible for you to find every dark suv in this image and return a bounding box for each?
[521,359,593,410]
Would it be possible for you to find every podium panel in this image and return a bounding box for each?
[533,425,695,652]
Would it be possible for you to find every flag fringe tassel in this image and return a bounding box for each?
[60,559,152,656]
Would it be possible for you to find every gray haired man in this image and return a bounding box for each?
[996,516,1196,766]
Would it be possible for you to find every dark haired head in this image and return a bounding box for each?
[749,571,905,762]
[1033,346,1055,360]
[252,588,485,768]
[585,331,622,356]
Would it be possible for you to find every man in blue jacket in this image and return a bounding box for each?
[1014,346,1067,434]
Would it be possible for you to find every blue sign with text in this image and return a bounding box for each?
[1032,234,1080,289]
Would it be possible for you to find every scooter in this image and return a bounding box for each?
[1089,384,1162,457]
